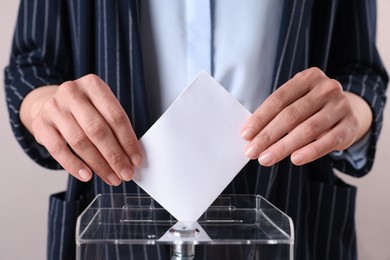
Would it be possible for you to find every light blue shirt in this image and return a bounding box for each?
[140,0,368,170]
[141,0,283,121]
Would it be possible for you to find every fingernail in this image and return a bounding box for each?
[241,128,255,140]
[78,169,92,181]
[107,174,121,186]
[245,145,260,159]
[131,153,142,167]
[291,153,304,165]
[120,167,133,181]
[258,152,273,166]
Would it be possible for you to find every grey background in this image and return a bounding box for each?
[1,1,389,259]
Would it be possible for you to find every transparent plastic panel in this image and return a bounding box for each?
[76,194,294,260]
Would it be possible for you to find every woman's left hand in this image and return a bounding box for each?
[240,67,372,166]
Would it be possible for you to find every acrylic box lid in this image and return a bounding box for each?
[76,194,294,246]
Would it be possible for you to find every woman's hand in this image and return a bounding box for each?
[241,67,373,166]
[20,74,142,186]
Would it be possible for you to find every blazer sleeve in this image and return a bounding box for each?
[4,0,73,169]
[326,0,388,177]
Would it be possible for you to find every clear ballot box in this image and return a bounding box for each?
[76,194,294,260]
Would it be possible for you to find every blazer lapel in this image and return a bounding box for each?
[272,0,314,90]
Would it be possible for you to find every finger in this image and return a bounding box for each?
[241,74,314,141]
[57,80,134,182]
[244,86,327,159]
[290,121,356,165]
[53,111,123,185]
[241,68,330,141]
[78,75,142,167]
[33,120,93,182]
[72,101,134,181]
[256,107,341,166]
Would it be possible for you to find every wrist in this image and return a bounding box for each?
[344,91,373,143]
[20,85,59,134]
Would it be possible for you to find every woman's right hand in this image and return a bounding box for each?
[20,74,142,186]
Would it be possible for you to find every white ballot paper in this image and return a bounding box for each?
[133,71,251,221]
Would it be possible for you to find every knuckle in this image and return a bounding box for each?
[250,113,267,129]
[257,132,273,147]
[270,140,288,157]
[80,74,108,93]
[294,67,324,79]
[328,78,343,90]
[68,131,88,150]
[108,106,128,125]
[277,141,289,155]
[39,96,63,118]
[320,79,343,97]
[121,136,138,150]
[269,91,286,110]
[341,119,359,148]
[282,106,300,125]
[302,121,321,139]
[58,80,79,99]
[306,67,325,78]
[349,114,360,132]
[328,132,344,148]
[326,79,344,96]
[85,119,108,139]
[79,74,112,100]
[267,142,290,164]
[31,119,45,142]
[62,157,79,174]
[46,140,64,156]
[92,160,111,175]
[309,145,322,159]
[43,97,60,112]
[337,97,353,114]
[106,150,125,165]
[82,74,102,84]
[307,67,323,75]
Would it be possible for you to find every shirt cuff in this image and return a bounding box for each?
[330,131,371,170]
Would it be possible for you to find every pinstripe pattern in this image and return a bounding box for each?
[4,0,388,259]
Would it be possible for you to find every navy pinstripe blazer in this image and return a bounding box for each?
[5,0,388,259]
